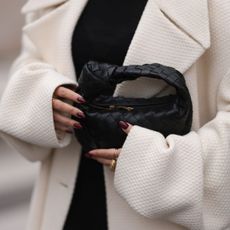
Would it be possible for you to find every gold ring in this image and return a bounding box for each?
[109,159,117,172]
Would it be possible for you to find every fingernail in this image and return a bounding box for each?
[73,123,82,129]
[77,97,86,103]
[76,112,85,118]
[119,121,129,129]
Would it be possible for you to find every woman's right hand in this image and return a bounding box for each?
[52,85,86,134]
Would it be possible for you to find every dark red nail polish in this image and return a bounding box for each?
[76,112,85,118]
[73,123,82,129]
[119,121,129,129]
[77,97,86,103]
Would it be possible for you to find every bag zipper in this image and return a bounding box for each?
[86,96,176,112]
[87,103,134,111]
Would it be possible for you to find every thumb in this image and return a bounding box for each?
[118,121,133,134]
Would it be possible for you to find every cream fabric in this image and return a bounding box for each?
[0,0,230,229]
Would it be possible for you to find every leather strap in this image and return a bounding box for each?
[79,61,190,102]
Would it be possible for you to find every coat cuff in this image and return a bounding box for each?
[113,125,203,229]
[0,64,78,149]
[44,72,77,148]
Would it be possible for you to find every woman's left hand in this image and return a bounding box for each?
[85,121,133,168]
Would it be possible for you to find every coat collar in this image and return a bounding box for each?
[22,0,210,80]
[155,0,210,49]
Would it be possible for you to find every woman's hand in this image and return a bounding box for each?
[52,85,86,134]
[85,121,133,169]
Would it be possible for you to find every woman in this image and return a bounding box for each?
[0,0,230,229]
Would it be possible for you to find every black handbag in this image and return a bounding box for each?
[73,61,193,152]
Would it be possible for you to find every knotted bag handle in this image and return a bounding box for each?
[77,61,190,104]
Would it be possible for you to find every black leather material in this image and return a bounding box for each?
[73,61,193,152]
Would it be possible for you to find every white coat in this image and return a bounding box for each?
[0,0,230,229]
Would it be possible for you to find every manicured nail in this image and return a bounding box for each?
[73,123,82,129]
[119,121,129,129]
[76,112,85,118]
[77,97,86,103]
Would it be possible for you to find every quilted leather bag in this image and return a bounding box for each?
[73,61,193,152]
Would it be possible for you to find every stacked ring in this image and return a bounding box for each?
[109,148,119,171]
[109,159,117,172]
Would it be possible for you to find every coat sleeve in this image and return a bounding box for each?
[114,4,230,230]
[114,71,230,230]
[0,8,78,162]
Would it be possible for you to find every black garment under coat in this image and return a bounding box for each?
[63,0,148,229]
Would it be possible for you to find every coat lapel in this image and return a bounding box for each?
[22,0,210,83]
[155,0,210,49]
[113,0,210,96]
[123,0,210,69]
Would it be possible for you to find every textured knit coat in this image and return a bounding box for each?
[0,0,230,229]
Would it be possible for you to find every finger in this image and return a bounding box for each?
[87,148,121,160]
[53,111,82,129]
[52,98,85,118]
[118,121,133,134]
[54,86,86,103]
[89,156,112,166]
[63,84,78,91]
[55,122,73,134]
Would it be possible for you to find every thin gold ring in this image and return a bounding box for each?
[109,159,117,172]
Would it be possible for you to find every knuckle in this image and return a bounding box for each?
[75,107,82,114]
[62,120,71,127]
[62,121,70,127]
[69,119,76,126]
[54,113,66,123]
[70,107,76,115]
[55,87,62,94]
[58,101,66,111]
[52,98,57,106]
[57,87,66,97]
[53,99,60,109]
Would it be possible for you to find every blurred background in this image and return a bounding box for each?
[0,1,39,229]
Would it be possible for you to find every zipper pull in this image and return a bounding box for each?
[109,105,134,111]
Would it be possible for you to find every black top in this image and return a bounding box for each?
[63,0,148,229]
